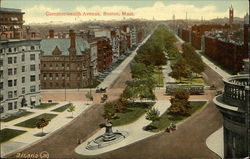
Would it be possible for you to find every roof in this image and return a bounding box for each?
[0,8,24,14]
[40,37,90,56]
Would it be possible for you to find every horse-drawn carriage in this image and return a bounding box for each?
[101,94,108,103]
[96,87,107,93]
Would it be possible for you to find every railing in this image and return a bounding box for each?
[222,75,249,108]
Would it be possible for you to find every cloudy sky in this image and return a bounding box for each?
[2,0,249,24]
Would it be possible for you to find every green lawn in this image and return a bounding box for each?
[51,103,72,112]
[15,113,57,128]
[35,103,58,109]
[176,73,204,85]
[153,66,164,87]
[145,101,206,132]
[85,79,101,88]
[0,111,34,122]
[111,102,155,127]
[0,128,27,143]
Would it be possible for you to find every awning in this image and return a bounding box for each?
[30,96,36,102]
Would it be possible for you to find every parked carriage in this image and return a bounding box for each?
[96,87,107,93]
[166,84,204,95]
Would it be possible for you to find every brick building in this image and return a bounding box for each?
[96,38,112,72]
[0,7,25,40]
[204,36,247,73]
[40,30,93,89]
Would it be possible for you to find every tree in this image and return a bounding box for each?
[146,108,160,122]
[130,62,153,79]
[103,102,116,122]
[67,104,75,118]
[36,118,50,136]
[169,58,191,82]
[168,90,191,116]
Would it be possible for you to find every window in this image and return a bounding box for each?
[14,90,17,97]
[8,91,13,98]
[21,54,25,61]
[22,87,25,94]
[30,86,36,92]
[30,54,35,60]
[8,103,13,110]
[14,101,17,109]
[0,82,3,89]
[14,79,17,86]
[22,77,25,83]
[56,73,59,80]
[62,74,65,80]
[8,57,12,64]
[49,73,53,80]
[67,74,70,80]
[0,70,3,79]
[30,75,36,82]
[0,59,3,66]
[43,64,46,67]
[49,64,52,70]
[31,46,35,50]
[8,80,13,87]
[8,68,13,75]
[22,66,25,72]
[14,68,17,75]
[13,57,17,63]
[43,74,47,80]
[30,65,36,71]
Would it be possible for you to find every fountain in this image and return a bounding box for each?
[86,123,128,150]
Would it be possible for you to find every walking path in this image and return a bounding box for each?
[75,100,171,156]
[162,61,175,87]
[1,101,92,157]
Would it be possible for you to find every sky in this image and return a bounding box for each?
[1,0,249,24]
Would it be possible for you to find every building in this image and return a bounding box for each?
[0,39,41,114]
[229,5,234,25]
[213,74,249,158]
[0,7,25,40]
[96,37,112,72]
[40,30,93,89]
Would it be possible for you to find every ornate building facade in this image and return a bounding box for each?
[213,74,249,158]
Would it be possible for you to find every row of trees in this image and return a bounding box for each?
[169,43,205,82]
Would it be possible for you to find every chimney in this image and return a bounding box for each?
[69,29,76,48]
[31,32,36,39]
[49,29,54,38]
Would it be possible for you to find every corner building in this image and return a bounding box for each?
[213,74,249,158]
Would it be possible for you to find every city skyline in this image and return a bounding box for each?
[1,0,249,24]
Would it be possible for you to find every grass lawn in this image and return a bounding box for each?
[153,66,164,87]
[0,111,34,122]
[0,128,27,143]
[176,73,204,85]
[51,103,72,112]
[111,102,155,127]
[145,101,206,132]
[35,103,58,109]
[15,113,57,128]
[85,80,101,88]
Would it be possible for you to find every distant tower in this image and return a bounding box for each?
[172,14,175,21]
[229,5,234,25]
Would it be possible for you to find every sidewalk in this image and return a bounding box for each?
[1,101,92,157]
[98,32,153,89]
[75,100,171,156]
[206,127,224,158]
[162,61,175,88]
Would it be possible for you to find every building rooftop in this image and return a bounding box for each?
[0,7,24,14]
[40,37,90,56]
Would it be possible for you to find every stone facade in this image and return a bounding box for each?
[213,75,249,158]
[0,39,41,114]
[40,30,93,89]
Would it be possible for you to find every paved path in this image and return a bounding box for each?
[162,61,175,87]
[1,102,92,157]
[206,127,224,158]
